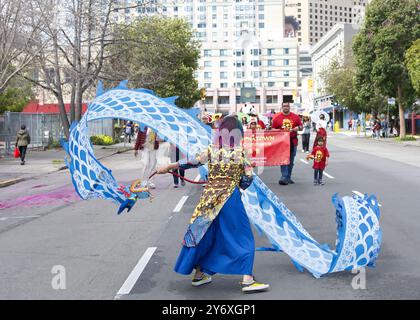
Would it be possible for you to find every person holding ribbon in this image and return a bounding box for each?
[156,116,269,293]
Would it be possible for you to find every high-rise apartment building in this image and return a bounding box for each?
[285,0,370,46]
[116,0,300,113]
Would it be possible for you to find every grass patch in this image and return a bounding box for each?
[52,159,65,164]
[395,135,417,142]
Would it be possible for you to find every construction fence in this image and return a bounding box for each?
[0,112,113,156]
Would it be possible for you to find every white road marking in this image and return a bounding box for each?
[323,172,335,179]
[115,247,157,298]
[352,190,382,207]
[173,196,189,213]
[194,174,201,182]
[301,158,334,179]
[0,216,40,221]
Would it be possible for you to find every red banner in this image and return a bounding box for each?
[243,130,290,167]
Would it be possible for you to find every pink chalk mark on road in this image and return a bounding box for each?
[0,187,80,210]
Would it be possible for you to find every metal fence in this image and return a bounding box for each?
[0,112,113,156]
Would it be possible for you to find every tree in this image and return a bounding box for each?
[353,0,420,137]
[321,49,362,113]
[21,0,151,138]
[405,39,420,96]
[104,17,201,108]
[0,0,45,94]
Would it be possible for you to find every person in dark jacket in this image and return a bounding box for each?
[15,125,31,165]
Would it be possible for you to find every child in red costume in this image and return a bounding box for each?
[307,137,330,186]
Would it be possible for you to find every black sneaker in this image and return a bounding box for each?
[174,184,179,188]
[288,179,295,184]
[318,180,325,186]
[181,180,186,187]
[279,180,289,185]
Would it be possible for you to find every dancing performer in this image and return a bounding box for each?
[157,116,269,293]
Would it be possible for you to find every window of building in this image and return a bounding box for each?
[284,48,289,54]
[266,95,278,104]
[259,23,265,28]
[220,82,228,88]
[267,48,274,55]
[220,72,228,79]
[284,70,290,77]
[204,72,212,79]
[218,96,230,105]
[220,49,229,56]
[205,96,213,104]
[268,82,275,87]
[204,61,212,67]
[235,71,243,78]
[220,61,228,67]
[204,50,211,57]
[204,83,211,89]
[284,82,290,87]
[268,59,275,66]
[284,59,289,66]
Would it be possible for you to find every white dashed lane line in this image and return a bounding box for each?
[300,158,335,179]
[352,190,382,207]
[173,196,189,213]
[115,247,157,299]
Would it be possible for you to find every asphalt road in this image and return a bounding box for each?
[0,135,419,300]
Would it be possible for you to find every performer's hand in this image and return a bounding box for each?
[156,166,170,174]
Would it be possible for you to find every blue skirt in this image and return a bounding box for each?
[174,188,255,276]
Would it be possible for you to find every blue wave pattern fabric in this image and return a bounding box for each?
[65,82,382,278]
[64,81,211,206]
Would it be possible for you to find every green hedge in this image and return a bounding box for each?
[90,135,115,146]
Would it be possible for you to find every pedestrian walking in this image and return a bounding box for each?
[124,121,133,143]
[15,125,31,165]
[348,119,353,131]
[373,119,381,140]
[307,137,330,186]
[301,116,311,153]
[171,145,185,188]
[381,118,389,138]
[272,102,303,185]
[157,116,269,293]
[134,126,160,189]
[313,114,328,150]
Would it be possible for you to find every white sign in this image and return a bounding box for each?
[388,98,396,105]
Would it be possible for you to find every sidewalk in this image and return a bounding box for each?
[333,130,420,147]
[0,142,134,188]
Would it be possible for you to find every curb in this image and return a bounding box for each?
[0,147,133,189]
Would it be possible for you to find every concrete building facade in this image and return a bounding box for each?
[284,0,369,46]
[116,0,300,113]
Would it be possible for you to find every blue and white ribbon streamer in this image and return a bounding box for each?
[65,82,382,277]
